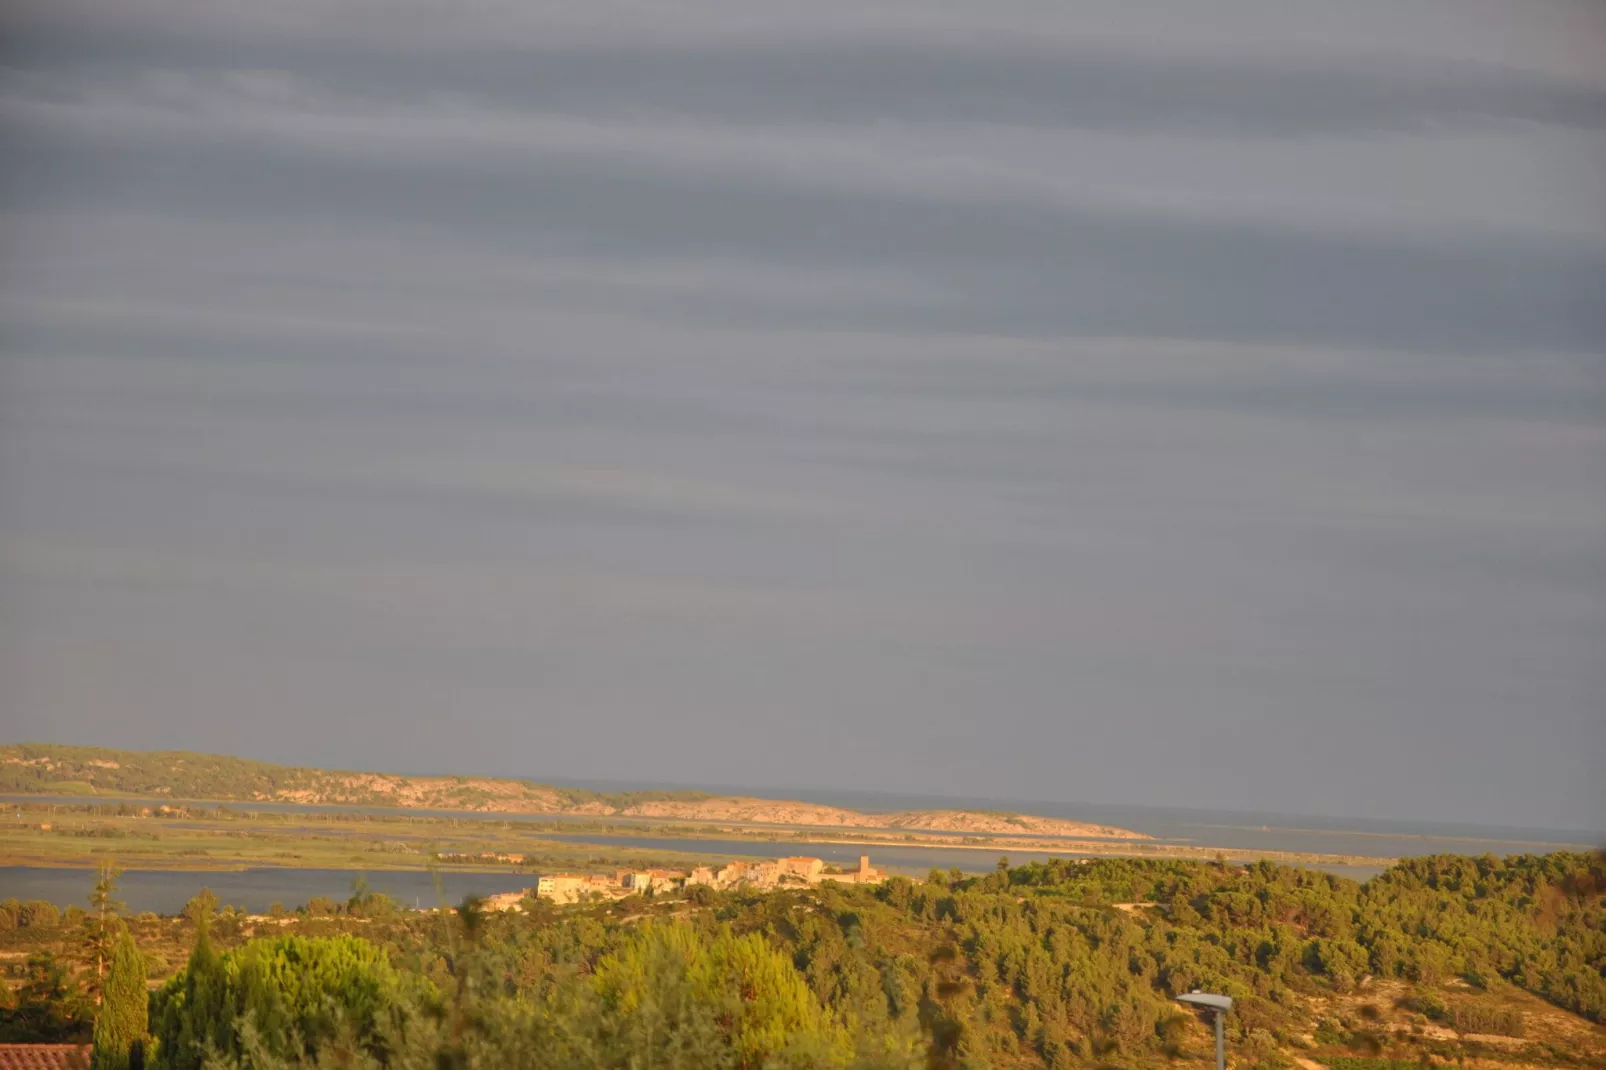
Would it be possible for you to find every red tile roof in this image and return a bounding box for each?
[0,1045,91,1070]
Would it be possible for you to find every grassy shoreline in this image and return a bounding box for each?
[1,800,1394,874]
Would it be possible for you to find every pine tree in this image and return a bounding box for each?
[92,928,148,1070]
[85,862,125,1004]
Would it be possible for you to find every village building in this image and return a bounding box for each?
[535,874,589,903]
[841,855,884,884]
[778,856,825,881]
[534,855,885,901]
[481,890,527,911]
[439,851,524,865]
[626,868,686,893]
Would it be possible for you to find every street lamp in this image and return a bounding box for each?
[1176,991,1233,1070]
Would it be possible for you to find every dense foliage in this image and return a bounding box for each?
[148,928,414,1069]
[0,950,93,1043]
[996,851,1606,1025]
[591,923,854,1065]
[93,928,149,1070]
[4,850,1603,1068]
[1360,853,1606,1020]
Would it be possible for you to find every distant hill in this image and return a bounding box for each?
[0,743,1148,839]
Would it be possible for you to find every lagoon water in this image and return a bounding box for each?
[0,854,1391,915]
[5,792,1595,860]
[4,844,1396,916]
[0,865,538,916]
[0,840,1109,914]
[6,786,1595,914]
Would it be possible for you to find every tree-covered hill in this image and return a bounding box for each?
[0,743,1144,839]
[6,851,1603,1067]
[0,741,714,812]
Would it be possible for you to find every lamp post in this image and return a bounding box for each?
[1176,991,1233,1070]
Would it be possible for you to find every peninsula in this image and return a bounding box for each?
[1,743,1146,840]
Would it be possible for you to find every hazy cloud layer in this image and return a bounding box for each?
[1,0,1602,827]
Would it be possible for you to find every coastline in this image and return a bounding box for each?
[791,834,1394,869]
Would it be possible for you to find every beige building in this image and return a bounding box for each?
[703,855,886,890]
[481,891,528,912]
[535,874,589,903]
[819,856,885,885]
[640,869,686,893]
[537,856,884,902]
[621,870,686,893]
[779,856,825,881]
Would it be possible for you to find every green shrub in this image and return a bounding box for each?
[148,932,412,1069]
[1448,1003,1524,1037]
[21,900,61,929]
[0,952,90,1043]
[1393,992,1446,1020]
[92,929,149,1070]
[591,922,853,1068]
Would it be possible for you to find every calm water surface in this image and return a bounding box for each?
[7,785,1592,915]
[6,793,1594,860]
[0,866,540,915]
[0,852,1389,915]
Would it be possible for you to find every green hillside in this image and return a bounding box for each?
[1,742,324,800]
[0,742,706,811]
[3,852,1603,1067]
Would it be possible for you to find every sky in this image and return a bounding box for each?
[0,0,1603,830]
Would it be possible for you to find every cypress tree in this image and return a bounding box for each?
[92,928,147,1070]
[150,891,224,1070]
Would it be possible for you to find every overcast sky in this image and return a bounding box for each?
[1,0,1603,829]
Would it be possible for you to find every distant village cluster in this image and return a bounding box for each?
[483,854,887,908]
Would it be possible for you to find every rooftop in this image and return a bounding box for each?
[0,1045,90,1070]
